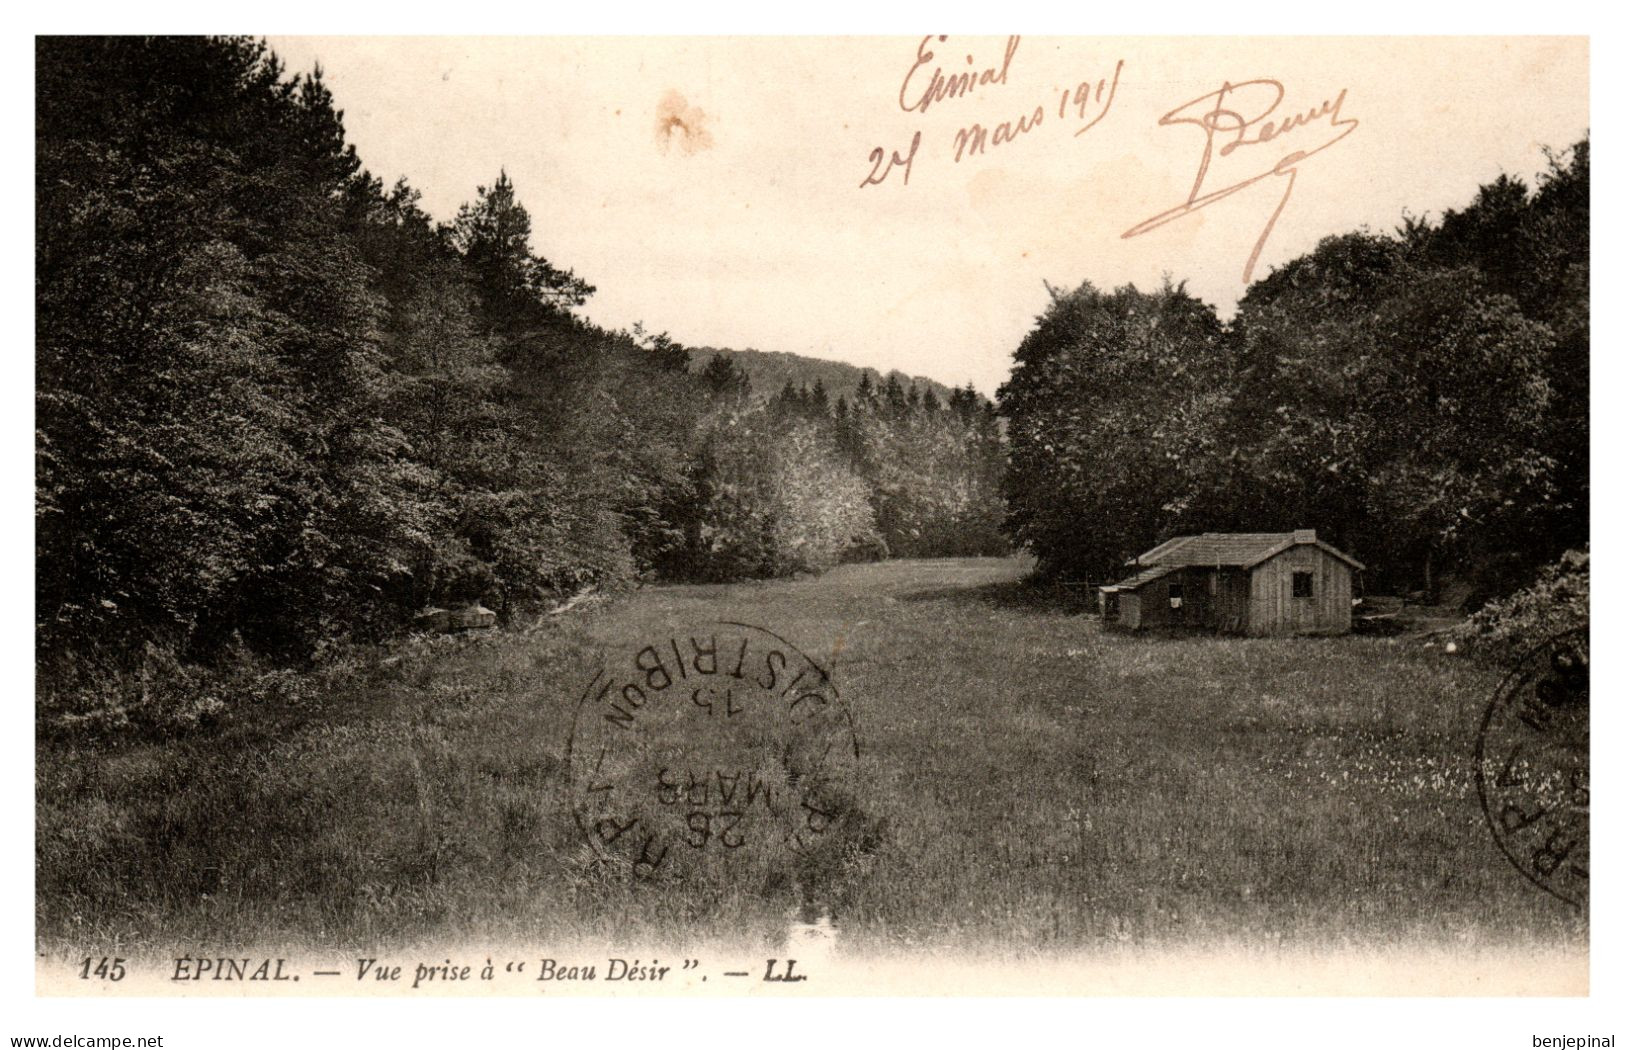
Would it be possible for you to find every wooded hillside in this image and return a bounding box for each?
[34,36,1007,732]
[686,346,959,408]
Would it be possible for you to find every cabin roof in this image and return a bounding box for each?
[1119,529,1366,577]
[1098,564,1179,594]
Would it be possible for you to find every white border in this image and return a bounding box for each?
[8,3,1615,1047]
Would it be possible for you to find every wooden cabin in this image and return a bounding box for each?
[1099,530,1364,636]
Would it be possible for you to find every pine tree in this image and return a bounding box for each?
[882,374,908,417]
[449,170,593,343]
[809,378,831,417]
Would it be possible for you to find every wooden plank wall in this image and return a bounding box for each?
[1133,573,1192,628]
[1247,545,1353,635]
[1214,568,1250,633]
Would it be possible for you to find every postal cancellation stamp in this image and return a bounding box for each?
[566,622,863,880]
[1475,629,1590,909]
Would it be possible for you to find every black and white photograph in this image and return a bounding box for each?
[19,19,1611,1046]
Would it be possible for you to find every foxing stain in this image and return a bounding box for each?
[656,89,714,155]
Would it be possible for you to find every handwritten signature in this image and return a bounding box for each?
[1123,79,1358,282]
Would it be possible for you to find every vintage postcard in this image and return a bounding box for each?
[31,31,1592,1020]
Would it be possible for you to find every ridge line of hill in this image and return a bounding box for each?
[685,345,971,404]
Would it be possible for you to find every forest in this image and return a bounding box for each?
[37,36,1587,732]
[35,37,1005,730]
[999,136,1589,604]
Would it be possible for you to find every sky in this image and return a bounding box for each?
[263,35,1587,395]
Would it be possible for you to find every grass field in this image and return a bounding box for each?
[36,557,1586,968]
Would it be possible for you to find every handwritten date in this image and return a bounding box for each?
[860,129,921,189]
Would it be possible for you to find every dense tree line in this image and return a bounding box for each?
[1000,138,1588,602]
[35,36,1007,716]
[641,364,1005,582]
[831,375,1007,560]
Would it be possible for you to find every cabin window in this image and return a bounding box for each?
[1167,583,1183,609]
[1292,571,1314,598]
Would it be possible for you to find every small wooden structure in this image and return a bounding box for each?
[1099,530,1363,636]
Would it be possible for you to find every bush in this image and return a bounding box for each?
[38,641,245,740]
[1456,547,1588,666]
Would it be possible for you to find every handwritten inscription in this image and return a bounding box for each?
[861,36,1122,189]
[899,34,1020,114]
[952,61,1122,163]
[1123,78,1358,282]
[860,129,921,188]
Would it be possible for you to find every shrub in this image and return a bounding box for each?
[1456,547,1588,666]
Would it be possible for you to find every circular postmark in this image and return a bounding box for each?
[1474,628,1589,908]
[566,622,863,879]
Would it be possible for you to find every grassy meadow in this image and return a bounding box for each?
[36,557,1586,966]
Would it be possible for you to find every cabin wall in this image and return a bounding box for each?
[1136,578,1171,627]
[1132,574,1190,628]
[1210,568,1250,633]
[1116,568,1252,632]
[1247,546,1353,636]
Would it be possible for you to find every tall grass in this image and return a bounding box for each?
[36,558,1585,963]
